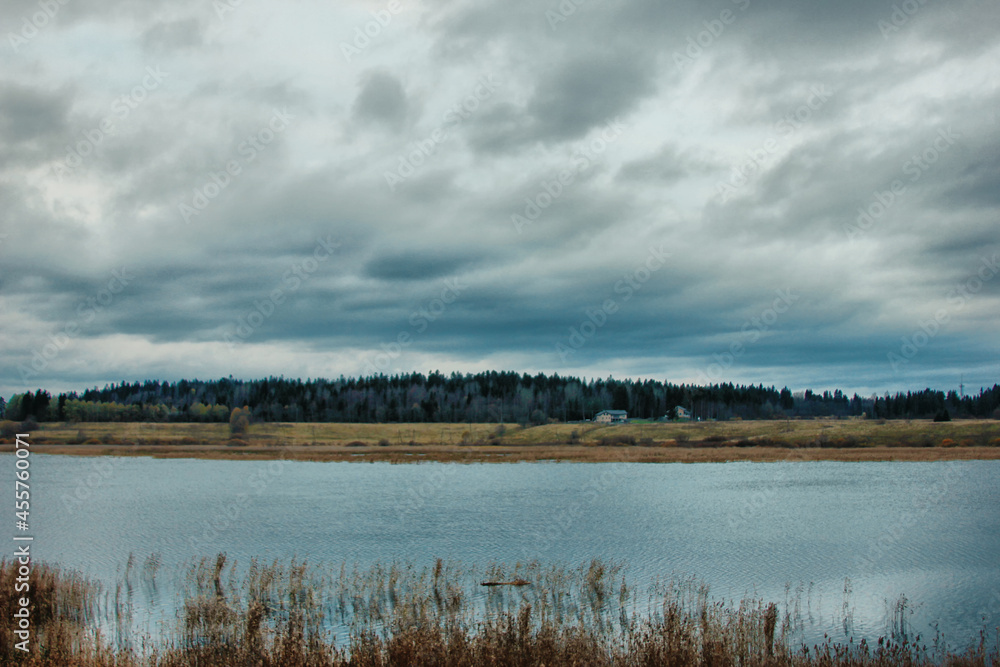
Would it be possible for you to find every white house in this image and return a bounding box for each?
[594,409,628,424]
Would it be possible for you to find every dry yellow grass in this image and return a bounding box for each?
[1,556,997,666]
[4,418,999,463]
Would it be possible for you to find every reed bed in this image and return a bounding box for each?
[0,556,996,666]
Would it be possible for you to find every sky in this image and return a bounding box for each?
[1,0,998,400]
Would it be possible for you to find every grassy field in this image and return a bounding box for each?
[5,418,1000,462]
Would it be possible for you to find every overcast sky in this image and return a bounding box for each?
[1,0,998,399]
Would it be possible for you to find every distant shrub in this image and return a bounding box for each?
[807,435,860,448]
[345,441,366,447]
[755,437,791,448]
[226,439,250,447]
[702,435,728,443]
[230,406,251,436]
[598,434,636,446]
[83,438,102,445]
[675,432,691,444]
[940,438,957,447]
[378,438,391,447]
[0,421,18,438]
[568,429,581,444]
[933,409,951,422]
[20,418,39,433]
[178,437,199,445]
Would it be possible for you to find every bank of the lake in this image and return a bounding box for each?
[5,418,1000,463]
[16,442,1000,463]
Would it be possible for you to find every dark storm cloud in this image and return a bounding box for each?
[352,70,409,131]
[0,82,72,143]
[363,251,477,281]
[523,50,654,144]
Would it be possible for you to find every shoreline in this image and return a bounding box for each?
[14,442,1000,463]
[3,418,997,463]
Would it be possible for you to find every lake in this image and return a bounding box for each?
[9,454,1000,649]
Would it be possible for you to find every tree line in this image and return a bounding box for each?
[3,372,999,424]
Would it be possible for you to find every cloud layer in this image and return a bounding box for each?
[1,0,998,398]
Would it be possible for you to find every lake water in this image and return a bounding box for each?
[8,454,1000,649]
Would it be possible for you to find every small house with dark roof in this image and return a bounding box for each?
[594,409,628,424]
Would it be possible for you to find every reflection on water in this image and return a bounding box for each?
[8,455,1000,649]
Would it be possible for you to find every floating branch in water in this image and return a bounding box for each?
[480,578,531,587]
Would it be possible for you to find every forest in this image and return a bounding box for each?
[3,372,999,425]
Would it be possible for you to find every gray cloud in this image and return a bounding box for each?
[617,143,718,183]
[140,17,204,53]
[352,70,409,132]
[0,83,73,144]
[0,0,998,397]
[364,251,477,282]
[523,50,655,144]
